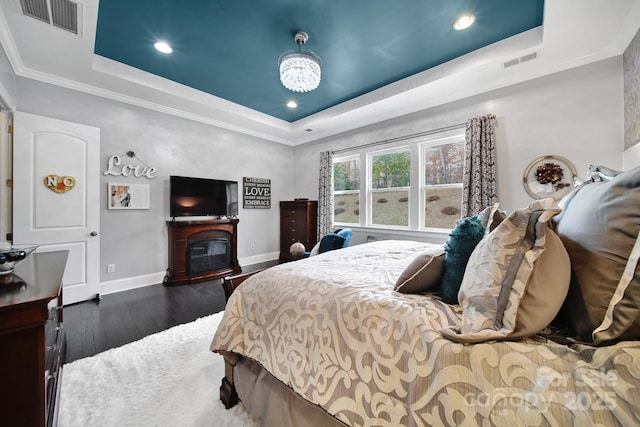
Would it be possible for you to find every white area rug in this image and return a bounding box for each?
[59,311,258,427]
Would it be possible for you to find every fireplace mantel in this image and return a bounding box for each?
[163,218,241,286]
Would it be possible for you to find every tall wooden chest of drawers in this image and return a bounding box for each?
[0,251,69,427]
[279,200,318,260]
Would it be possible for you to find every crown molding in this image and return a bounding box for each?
[0,6,296,145]
[23,64,296,146]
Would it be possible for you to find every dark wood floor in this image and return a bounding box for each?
[63,260,278,363]
[63,280,226,363]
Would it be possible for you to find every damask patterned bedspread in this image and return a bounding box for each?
[210,240,640,427]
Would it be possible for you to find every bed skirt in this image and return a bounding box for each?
[227,355,347,427]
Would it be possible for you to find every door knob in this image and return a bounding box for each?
[90,231,98,236]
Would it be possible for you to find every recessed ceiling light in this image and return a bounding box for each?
[154,41,173,54]
[453,14,475,31]
[286,100,298,108]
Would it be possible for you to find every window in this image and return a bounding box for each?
[422,140,464,229]
[332,127,465,232]
[370,149,410,226]
[333,156,360,224]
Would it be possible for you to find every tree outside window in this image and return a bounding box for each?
[423,142,464,229]
[333,157,360,224]
[370,150,410,226]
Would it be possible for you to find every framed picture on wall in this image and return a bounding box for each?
[108,182,150,209]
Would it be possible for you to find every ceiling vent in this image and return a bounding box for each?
[19,0,81,35]
[503,51,538,68]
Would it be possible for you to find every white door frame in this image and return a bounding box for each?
[0,111,11,243]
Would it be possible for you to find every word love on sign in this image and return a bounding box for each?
[243,177,271,209]
[44,174,76,194]
[103,155,156,179]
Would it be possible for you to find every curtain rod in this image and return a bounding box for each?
[332,122,466,155]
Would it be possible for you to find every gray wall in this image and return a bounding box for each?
[15,78,294,283]
[293,58,624,243]
[624,26,640,150]
[2,51,627,286]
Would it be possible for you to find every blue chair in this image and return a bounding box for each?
[304,228,352,257]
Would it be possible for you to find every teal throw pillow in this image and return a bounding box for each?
[440,216,486,304]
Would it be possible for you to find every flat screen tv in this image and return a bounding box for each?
[170,175,238,218]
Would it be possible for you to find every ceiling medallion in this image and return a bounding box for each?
[279,31,321,93]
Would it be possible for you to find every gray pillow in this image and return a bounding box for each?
[395,248,445,294]
[554,165,640,344]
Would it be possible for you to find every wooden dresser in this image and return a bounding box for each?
[0,251,69,427]
[279,200,318,260]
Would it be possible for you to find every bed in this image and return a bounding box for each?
[210,165,640,427]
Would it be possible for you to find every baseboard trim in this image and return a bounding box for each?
[99,251,280,295]
[100,271,166,296]
[238,251,280,267]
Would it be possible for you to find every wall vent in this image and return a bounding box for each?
[520,52,538,63]
[19,0,81,35]
[503,51,538,68]
[503,58,520,68]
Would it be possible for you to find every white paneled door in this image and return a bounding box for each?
[13,111,100,304]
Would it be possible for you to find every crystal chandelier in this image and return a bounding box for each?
[279,31,321,93]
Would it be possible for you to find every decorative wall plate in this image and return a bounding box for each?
[523,155,577,200]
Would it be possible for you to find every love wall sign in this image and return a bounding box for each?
[44,174,76,194]
[243,177,271,209]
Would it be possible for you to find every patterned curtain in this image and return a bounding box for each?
[318,151,334,240]
[462,114,498,217]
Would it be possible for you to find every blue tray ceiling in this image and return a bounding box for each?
[95,0,544,122]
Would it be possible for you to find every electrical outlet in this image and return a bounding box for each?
[107,264,115,273]
[250,244,256,254]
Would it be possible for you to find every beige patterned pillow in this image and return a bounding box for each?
[476,202,506,235]
[440,198,570,343]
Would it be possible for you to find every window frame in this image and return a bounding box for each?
[367,146,411,229]
[332,154,361,226]
[419,133,465,231]
[332,127,465,234]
